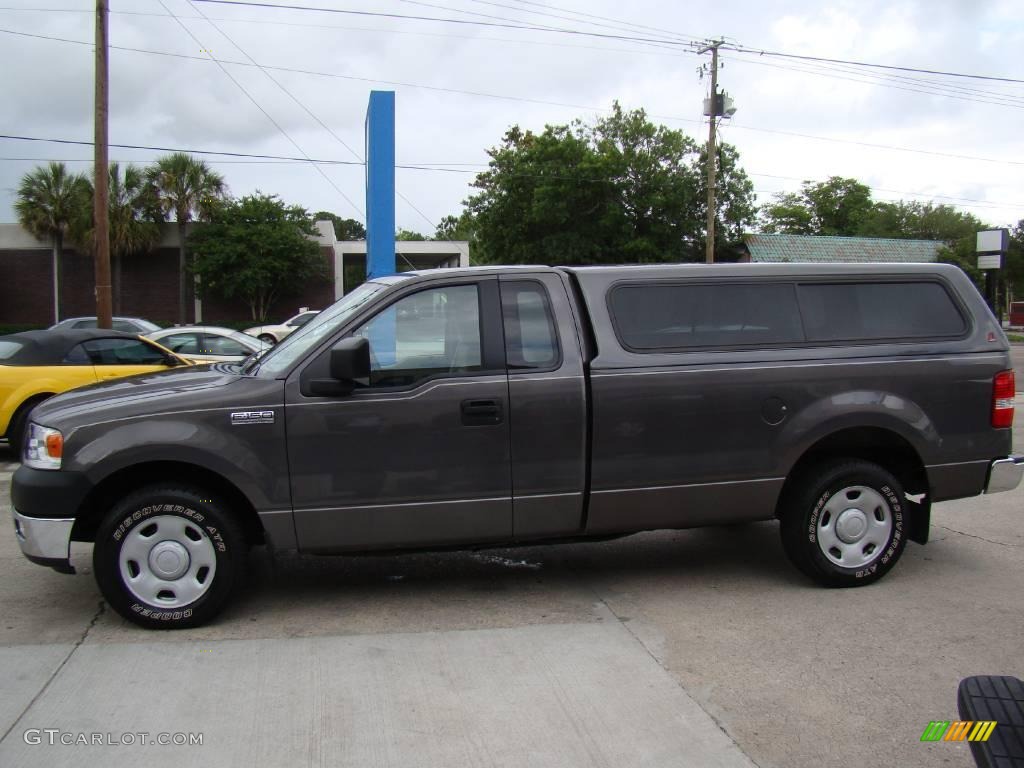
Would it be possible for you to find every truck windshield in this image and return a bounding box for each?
[253,282,385,377]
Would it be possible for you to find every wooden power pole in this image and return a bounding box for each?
[700,40,723,264]
[94,0,112,329]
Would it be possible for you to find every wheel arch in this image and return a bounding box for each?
[777,425,931,544]
[2,391,56,439]
[71,461,266,546]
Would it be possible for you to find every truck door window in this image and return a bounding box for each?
[500,281,560,369]
[353,284,483,387]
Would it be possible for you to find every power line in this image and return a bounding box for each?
[0,28,604,111]
[185,0,434,232]
[183,2,363,162]
[451,0,699,51]
[503,0,702,43]
[708,121,1024,167]
[5,27,1022,168]
[4,24,1005,113]
[727,44,1024,85]
[726,52,1024,110]
[4,141,1021,213]
[189,0,703,48]
[155,0,364,216]
[190,1,1024,84]
[0,7,696,58]
[4,2,1022,85]
[0,17,1013,109]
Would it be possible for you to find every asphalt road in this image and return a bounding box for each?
[0,350,1021,767]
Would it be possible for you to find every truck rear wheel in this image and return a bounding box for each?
[780,459,907,587]
[93,485,247,629]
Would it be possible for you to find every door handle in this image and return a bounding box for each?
[461,398,503,426]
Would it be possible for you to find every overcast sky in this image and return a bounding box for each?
[1,0,1021,234]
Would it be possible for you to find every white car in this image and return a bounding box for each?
[244,309,320,344]
[145,326,267,363]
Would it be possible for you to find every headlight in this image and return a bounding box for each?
[24,423,63,470]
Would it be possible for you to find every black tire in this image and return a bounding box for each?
[780,459,907,587]
[257,334,276,345]
[5,396,50,454]
[93,485,247,629]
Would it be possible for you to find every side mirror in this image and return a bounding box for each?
[308,337,370,397]
[330,336,370,382]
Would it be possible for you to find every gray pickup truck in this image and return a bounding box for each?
[11,263,1022,628]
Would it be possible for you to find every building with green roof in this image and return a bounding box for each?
[742,234,943,264]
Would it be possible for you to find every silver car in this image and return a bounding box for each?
[145,326,266,363]
[244,309,320,345]
[50,316,161,334]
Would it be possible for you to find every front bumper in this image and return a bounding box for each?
[12,511,75,574]
[985,456,1024,495]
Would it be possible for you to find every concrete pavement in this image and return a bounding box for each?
[0,621,755,768]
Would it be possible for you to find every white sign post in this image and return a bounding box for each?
[975,228,1009,316]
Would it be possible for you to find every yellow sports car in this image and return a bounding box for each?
[0,328,192,451]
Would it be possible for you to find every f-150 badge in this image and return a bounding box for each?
[230,410,275,425]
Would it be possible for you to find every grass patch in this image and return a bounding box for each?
[1008,333,1024,343]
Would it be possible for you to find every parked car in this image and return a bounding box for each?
[11,263,1022,629]
[146,326,267,363]
[244,309,319,345]
[50,316,161,334]
[0,329,190,450]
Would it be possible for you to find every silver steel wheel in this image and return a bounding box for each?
[816,485,893,569]
[118,515,217,608]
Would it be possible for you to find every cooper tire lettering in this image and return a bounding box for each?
[93,485,247,630]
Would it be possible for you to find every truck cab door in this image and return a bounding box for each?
[284,277,512,552]
[500,274,588,539]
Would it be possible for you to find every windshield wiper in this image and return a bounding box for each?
[240,348,268,375]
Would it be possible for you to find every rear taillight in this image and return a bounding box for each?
[992,370,1015,428]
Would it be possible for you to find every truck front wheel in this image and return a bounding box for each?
[93,485,247,629]
[780,459,908,587]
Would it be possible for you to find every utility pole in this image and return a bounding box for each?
[699,39,724,264]
[94,0,112,329]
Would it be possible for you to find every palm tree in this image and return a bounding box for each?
[70,163,161,314]
[15,162,89,324]
[147,153,226,325]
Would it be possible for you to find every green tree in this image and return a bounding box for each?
[1007,220,1024,300]
[313,211,366,240]
[858,200,982,241]
[465,103,755,264]
[70,163,161,315]
[434,213,474,242]
[396,228,428,241]
[14,162,89,324]
[761,177,874,236]
[188,193,324,321]
[758,191,813,234]
[147,153,227,325]
[857,200,988,289]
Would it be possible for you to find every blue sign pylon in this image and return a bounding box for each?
[365,91,396,279]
